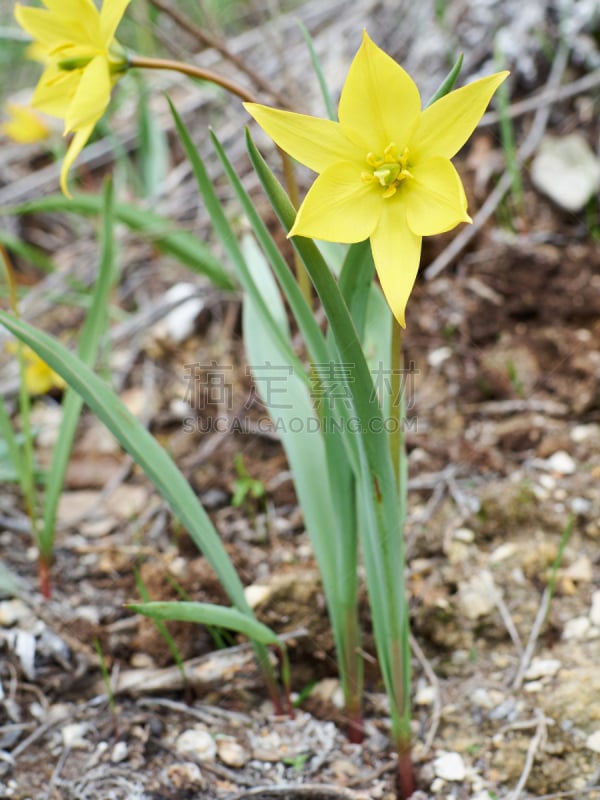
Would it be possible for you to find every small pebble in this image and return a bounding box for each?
[544,450,577,475]
[175,728,216,761]
[216,736,249,768]
[590,590,600,627]
[433,751,466,781]
[62,723,89,749]
[167,762,205,790]
[524,658,561,680]
[571,497,591,515]
[563,616,591,641]
[111,740,128,763]
[427,346,452,368]
[586,730,600,753]
[414,685,436,707]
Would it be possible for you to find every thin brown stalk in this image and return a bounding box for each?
[147,0,290,108]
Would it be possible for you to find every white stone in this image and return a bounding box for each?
[111,740,128,763]
[414,685,436,706]
[563,616,591,641]
[427,346,453,368]
[0,599,31,627]
[453,527,475,543]
[571,497,591,515]
[62,723,89,749]
[531,133,600,212]
[524,658,561,680]
[586,730,600,753]
[154,282,204,343]
[590,590,600,627]
[457,573,496,620]
[571,423,600,443]
[563,556,593,583]
[175,728,216,761]
[544,450,577,475]
[433,751,466,781]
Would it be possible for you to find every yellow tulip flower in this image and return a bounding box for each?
[245,31,508,327]
[14,0,131,196]
[6,343,65,396]
[1,102,51,144]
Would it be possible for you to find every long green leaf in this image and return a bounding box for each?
[0,313,255,619]
[241,235,361,703]
[39,179,116,563]
[2,195,234,290]
[246,132,410,740]
[167,100,305,383]
[129,601,281,646]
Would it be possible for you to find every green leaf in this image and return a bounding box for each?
[0,313,254,620]
[296,20,336,121]
[426,53,464,107]
[128,601,281,646]
[167,99,304,380]
[39,179,116,563]
[246,131,411,742]
[2,195,234,290]
[0,231,56,274]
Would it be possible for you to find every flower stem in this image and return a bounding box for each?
[128,55,311,305]
[128,55,258,103]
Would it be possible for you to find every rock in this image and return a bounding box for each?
[62,723,89,749]
[0,599,32,627]
[414,684,436,707]
[585,730,600,753]
[542,450,577,475]
[175,728,216,762]
[427,346,452,368]
[524,658,561,680]
[111,740,128,763]
[151,282,205,343]
[590,590,600,627]
[531,133,600,212]
[216,736,249,768]
[563,616,591,641]
[457,572,496,620]
[562,556,592,583]
[433,751,466,781]
[167,762,206,790]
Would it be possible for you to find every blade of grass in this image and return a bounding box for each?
[0,311,282,708]
[246,132,411,746]
[167,100,305,382]
[128,601,282,646]
[2,196,235,290]
[296,20,336,121]
[37,180,116,594]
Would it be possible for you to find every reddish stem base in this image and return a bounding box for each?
[396,747,415,799]
[37,557,52,599]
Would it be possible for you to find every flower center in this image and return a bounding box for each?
[362,143,412,199]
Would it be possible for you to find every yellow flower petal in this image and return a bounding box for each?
[65,55,110,132]
[1,103,50,143]
[244,103,362,174]
[412,71,509,160]
[15,4,90,49]
[32,65,78,118]
[290,162,381,242]
[100,0,132,44]
[370,203,422,328]
[405,156,470,236]
[338,30,421,154]
[60,123,93,196]
[42,0,101,43]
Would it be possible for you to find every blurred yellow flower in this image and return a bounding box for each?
[245,31,508,327]
[7,343,65,396]
[14,0,131,196]
[1,102,51,144]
